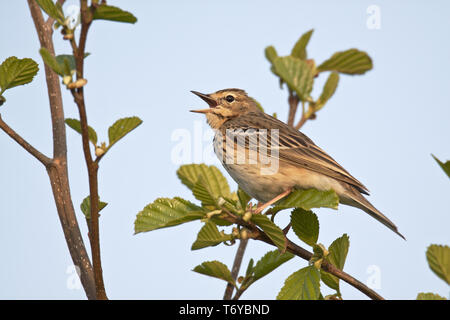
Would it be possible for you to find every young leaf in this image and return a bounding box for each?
[65,118,98,146]
[264,46,278,64]
[251,214,286,252]
[80,196,108,219]
[317,72,339,108]
[272,56,314,101]
[317,49,373,75]
[0,57,39,93]
[426,244,450,284]
[193,261,236,286]
[277,266,321,300]
[55,53,90,74]
[272,189,339,214]
[252,250,294,281]
[290,208,319,247]
[134,197,205,234]
[321,234,350,293]
[291,29,314,60]
[93,5,137,24]
[416,292,447,300]
[245,258,255,277]
[191,221,232,250]
[177,164,231,199]
[432,154,450,179]
[108,116,143,149]
[237,187,251,211]
[39,48,64,76]
[36,0,65,24]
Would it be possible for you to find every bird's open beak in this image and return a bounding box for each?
[190,91,217,113]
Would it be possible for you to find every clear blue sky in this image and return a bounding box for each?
[0,0,449,299]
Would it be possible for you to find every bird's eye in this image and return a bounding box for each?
[225,95,235,103]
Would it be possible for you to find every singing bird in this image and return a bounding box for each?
[190,89,404,239]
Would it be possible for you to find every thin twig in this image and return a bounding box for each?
[287,92,299,127]
[223,239,248,300]
[0,114,52,166]
[70,0,107,300]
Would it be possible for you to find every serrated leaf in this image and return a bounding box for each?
[317,49,373,75]
[416,292,447,300]
[291,29,314,60]
[36,0,65,23]
[251,214,286,252]
[321,234,350,293]
[193,260,235,286]
[191,221,232,250]
[65,118,98,146]
[290,208,319,247]
[0,57,39,93]
[272,56,314,101]
[177,164,231,199]
[317,72,339,108]
[277,266,321,300]
[134,197,205,234]
[39,47,64,76]
[108,116,142,148]
[80,196,108,219]
[432,154,450,180]
[265,46,278,64]
[252,250,294,281]
[93,5,137,24]
[426,244,450,284]
[272,189,339,214]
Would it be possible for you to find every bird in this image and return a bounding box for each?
[190,88,404,239]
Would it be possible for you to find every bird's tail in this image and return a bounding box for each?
[341,189,406,240]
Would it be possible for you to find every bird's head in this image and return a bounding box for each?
[190,89,261,129]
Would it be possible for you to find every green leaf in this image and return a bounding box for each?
[193,260,236,286]
[191,221,233,250]
[416,292,447,300]
[245,258,255,277]
[108,116,143,148]
[93,5,137,24]
[80,196,108,219]
[177,164,231,199]
[321,234,350,293]
[272,56,314,101]
[426,244,450,284]
[36,0,65,23]
[39,47,64,76]
[264,46,278,64]
[65,118,98,146]
[55,53,90,74]
[291,29,314,60]
[432,154,450,179]
[252,250,294,281]
[277,266,321,300]
[134,197,205,234]
[251,214,286,252]
[290,208,319,247]
[317,49,373,75]
[272,189,339,214]
[317,72,339,108]
[0,57,39,93]
[237,187,251,211]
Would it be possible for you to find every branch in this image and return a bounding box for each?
[27,0,96,299]
[287,92,299,127]
[223,238,248,300]
[0,114,52,166]
[69,0,107,300]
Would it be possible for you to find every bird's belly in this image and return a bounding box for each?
[223,162,346,203]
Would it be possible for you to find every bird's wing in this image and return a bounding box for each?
[224,112,369,194]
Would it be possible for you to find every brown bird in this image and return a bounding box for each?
[191,88,404,239]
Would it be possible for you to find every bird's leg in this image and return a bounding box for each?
[254,188,292,214]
